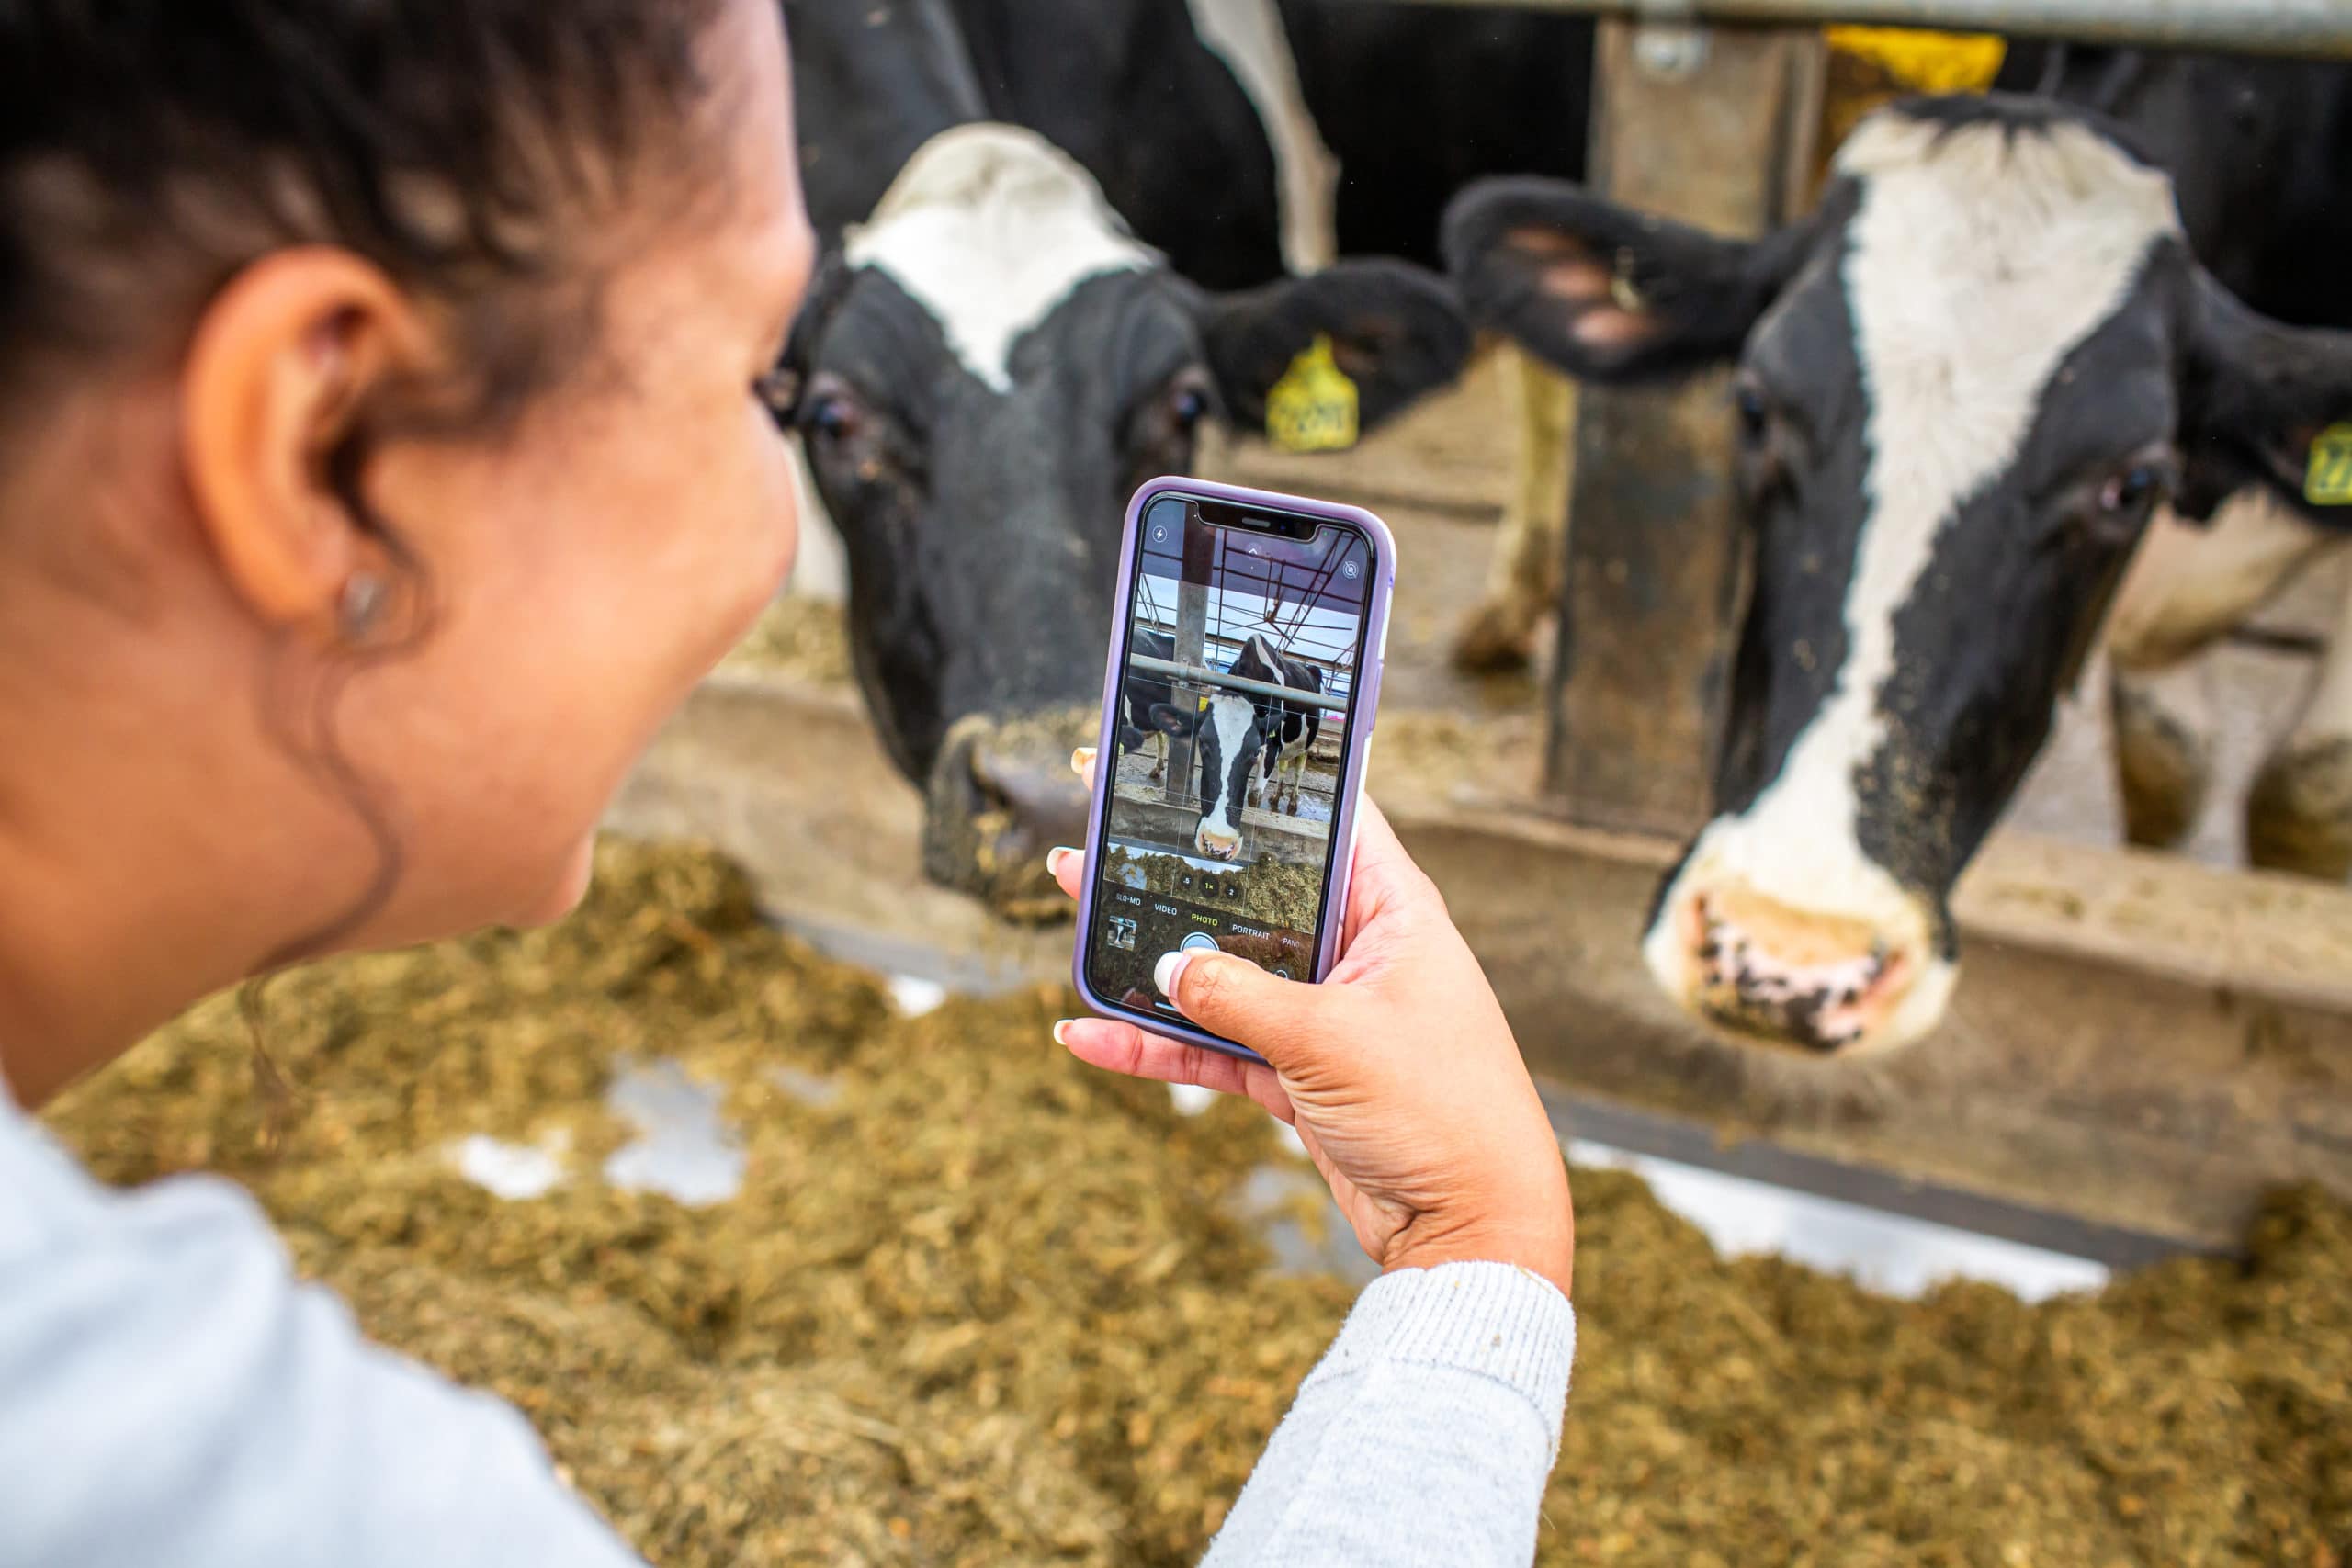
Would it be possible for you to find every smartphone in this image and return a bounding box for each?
[1073,477,1395,1062]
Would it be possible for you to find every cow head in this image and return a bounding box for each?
[780,124,1464,915]
[1148,693,1262,860]
[1447,96,2352,1055]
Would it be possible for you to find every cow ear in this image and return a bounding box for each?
[2177,268,2352,528]
[1148,702,1197,738]
[1194,259,1472,435]
[1442,175,1814,385]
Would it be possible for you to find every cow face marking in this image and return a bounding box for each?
[1447,97,2352,1054]
[844,125,1154,392]
[1194,693,1262,859]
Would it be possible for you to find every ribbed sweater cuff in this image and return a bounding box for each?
[1305,1261,1576,1458]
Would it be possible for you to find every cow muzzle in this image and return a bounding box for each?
[1193,823,1245,861]
[921,708,1097,922]
[1643,875,1957,1056]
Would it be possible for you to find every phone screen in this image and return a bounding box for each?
[1084,493,1374,1026]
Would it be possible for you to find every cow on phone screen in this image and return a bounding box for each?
[1149,632,1324,858]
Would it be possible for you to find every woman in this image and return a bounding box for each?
[0,3,1576,1563]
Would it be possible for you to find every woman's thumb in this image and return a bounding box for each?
[1155,950,1327,1066]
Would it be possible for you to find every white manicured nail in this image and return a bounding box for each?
[1154,951,1193,1001]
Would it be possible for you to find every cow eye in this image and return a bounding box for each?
[1173,384,1210,431]
[1166,369,1215,434]
[1732,381,1768,441]
[2099,464,2164,517]
[799,374,866,446]
[2077,458,2171,547]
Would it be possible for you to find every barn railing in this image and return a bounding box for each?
[1327,0,2352,59]
[1127,653,1352,715]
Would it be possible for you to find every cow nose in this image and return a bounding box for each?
[920,710,1094,919]
[1668,884,1920,1055]
[1197,829,1243,861]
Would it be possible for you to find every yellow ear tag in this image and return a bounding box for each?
[1265,334,1360,454]
[2305,423,2352,505]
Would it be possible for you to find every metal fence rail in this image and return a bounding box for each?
[1129,654,1351,715]
[1328,0,2352,60]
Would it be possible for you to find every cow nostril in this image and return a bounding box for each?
[1679,886,1919,1053]
[921,712,1101,914]
[968,741,1090,852]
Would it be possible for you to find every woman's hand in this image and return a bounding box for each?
[1049,750,1573,1299]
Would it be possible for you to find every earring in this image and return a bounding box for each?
[339,572,388,641]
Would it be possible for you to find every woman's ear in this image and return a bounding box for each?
[180,247,428,637]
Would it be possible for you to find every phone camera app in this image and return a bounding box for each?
[1091,494,1363,1011]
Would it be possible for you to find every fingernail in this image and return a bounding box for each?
[1052,1020,1073,1047]
[1046,846,1077,877]
[1070,747,1097,775]
[1154,951,1193,1001]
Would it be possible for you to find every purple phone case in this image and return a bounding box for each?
[1071,475,1396,1064]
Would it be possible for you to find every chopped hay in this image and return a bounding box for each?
[724,596,853,685]
[1103,844,1323,934]
[44,840,2352,1566]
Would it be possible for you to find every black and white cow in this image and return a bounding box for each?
[1148,632,1326,859]
[776,120,1464,904]
[936,0,1599,679]
[1992,45,2352,879]
[945,0,1595,287]
[1447,96,2352,1055]
[1117,627,1179,784]
[1231,630,1326,817]
[785,0,986,244]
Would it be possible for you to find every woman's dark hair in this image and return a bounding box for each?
[0,3,737,1093]
[0,0,729,425]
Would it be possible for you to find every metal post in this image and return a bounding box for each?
[1165,513,1216,807]
[1544,21,1826,837]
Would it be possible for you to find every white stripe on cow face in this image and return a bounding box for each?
[843,124,1154,393]
[1194,693,1261,858]
[1646,116,2180,1053]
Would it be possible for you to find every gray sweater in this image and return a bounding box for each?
[0,1083,1575,1567]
